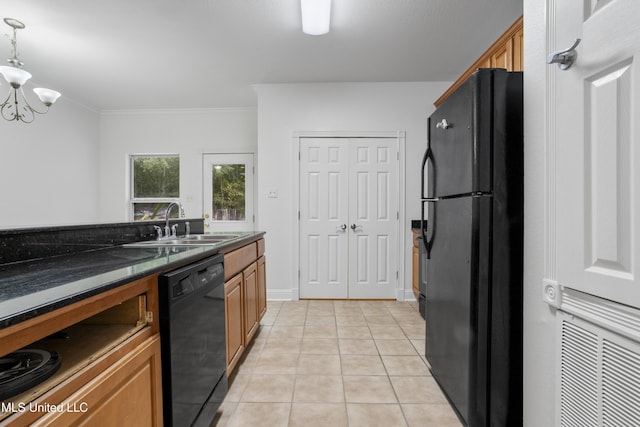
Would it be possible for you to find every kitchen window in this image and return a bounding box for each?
[130,154,180,221]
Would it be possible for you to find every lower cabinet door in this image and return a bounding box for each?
[242,262,259,345]
[35,335,163,426]
[225,273,245,373]
[412,244,419,297]
[257,256,267,320]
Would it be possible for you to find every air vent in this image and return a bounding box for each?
[558,307,640,426]
[602,340,640,426]
[560,321,599,426]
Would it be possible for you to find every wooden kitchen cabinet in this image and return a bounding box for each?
[434,16,523,107]
[224,242,257,281]
[412,231,420,299]
[223,238,267,374]
[512,25,523,71]
[33,335,162,427]
[224,273,244,375]
[489,37,513,70]
[242,262,259,345]
[257,255,267,320]
[0,276,163,426]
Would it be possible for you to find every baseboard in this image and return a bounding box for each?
[403,290,418,302]
[267,288,297,301]
[267,288,417,302]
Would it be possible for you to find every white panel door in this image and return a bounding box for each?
[348,139,398,299]
[299,137,398,299]
[299,139,349,298]
[555,0,640,305]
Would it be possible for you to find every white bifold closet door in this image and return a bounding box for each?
[299,137,398,299]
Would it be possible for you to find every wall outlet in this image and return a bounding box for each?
[268,189,278,198]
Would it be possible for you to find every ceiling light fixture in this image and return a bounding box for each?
[301,0,331,35]
[0,18,61,123]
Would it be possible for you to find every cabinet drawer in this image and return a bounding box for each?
[257,238,265,257]
[224,242,258,281]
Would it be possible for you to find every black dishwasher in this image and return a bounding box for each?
[159,253,227,427]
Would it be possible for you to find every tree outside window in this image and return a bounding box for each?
[131,155,180,220]
[212,164,246,221]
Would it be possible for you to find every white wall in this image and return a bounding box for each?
[254,82,452,300]
[98,108,257,222]
[0,98,100,229]
[523,2,556,426]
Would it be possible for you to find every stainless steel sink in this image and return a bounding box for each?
[124,233,243,247]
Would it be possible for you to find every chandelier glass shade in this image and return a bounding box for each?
[0,18,61,123]
[0,66,31,88]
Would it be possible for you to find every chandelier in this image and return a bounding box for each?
[0,18,61,123]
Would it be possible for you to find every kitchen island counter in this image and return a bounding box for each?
[0,229,265,329]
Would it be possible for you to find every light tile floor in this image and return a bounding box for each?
[216,300,462,427]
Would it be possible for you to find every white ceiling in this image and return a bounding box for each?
[1,0,522,111]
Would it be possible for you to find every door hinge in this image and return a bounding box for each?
[145,311,153,324]
[396,271,399,279]
[299,152,301,160]
[298,211,301,220]
[397,212,399,220]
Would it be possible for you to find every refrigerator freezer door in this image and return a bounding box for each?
[425,195,492,426]
[426,70,495,199]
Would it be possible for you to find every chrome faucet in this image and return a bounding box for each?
[163,201,184,239]
[153,225,163,240]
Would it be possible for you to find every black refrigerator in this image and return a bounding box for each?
[420,69,523,427]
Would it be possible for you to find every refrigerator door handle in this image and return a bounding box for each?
[421,117,433,199]
[421,147,434,199]
[421,199,436,259]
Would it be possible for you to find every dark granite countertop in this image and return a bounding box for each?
[0,231,265,329]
